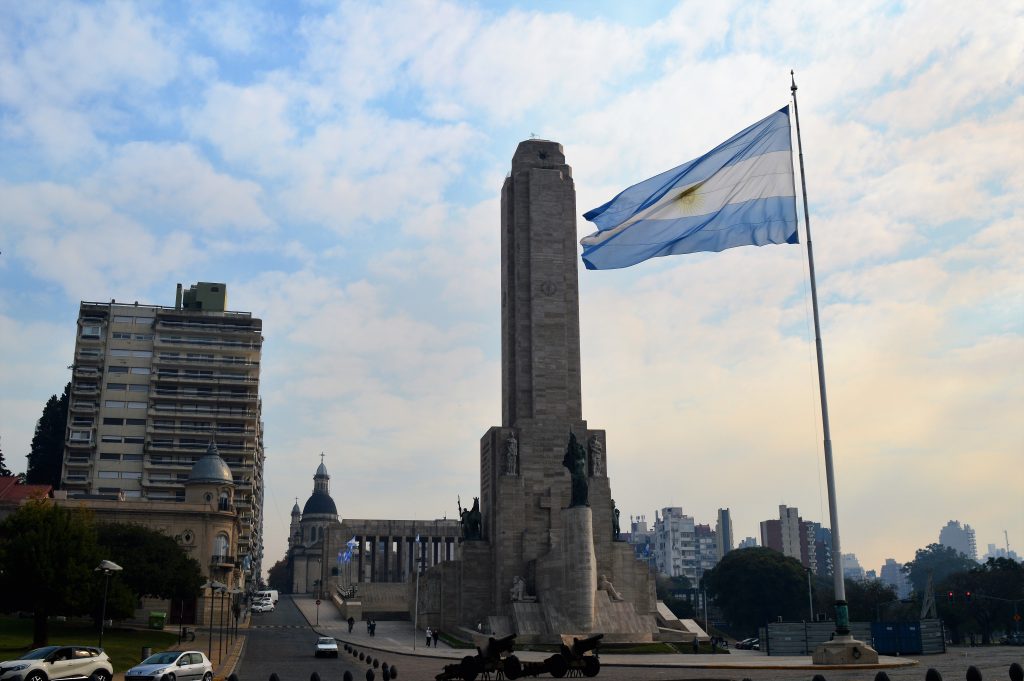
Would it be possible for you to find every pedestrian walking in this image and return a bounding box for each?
[348,616,354,633]
[425,626,432,646]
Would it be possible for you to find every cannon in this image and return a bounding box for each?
[435,634,522,681]
[514,634,602,679]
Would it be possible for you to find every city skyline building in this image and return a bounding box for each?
[939,520,977,560]
[738,536,758,549]
[879,558,912,599]
[61,282,265,582]
[715,507,734,561]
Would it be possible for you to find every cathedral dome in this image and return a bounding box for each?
[187,441,233,485]
[302,491,338,516]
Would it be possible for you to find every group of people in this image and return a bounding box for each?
[424,626,441,647]
[366,618,377,636]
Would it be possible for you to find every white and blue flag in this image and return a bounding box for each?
[581,107,798,270]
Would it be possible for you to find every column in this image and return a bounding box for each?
[357,536,364,583]
[369,536,377,583]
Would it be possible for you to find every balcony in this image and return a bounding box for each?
[153,372,258,385]
[210,555,236,567]
[150,389,258,404]
[72,384,99,396]
[70,402,98,413]
[152,355,260,369]
[154,334,261,351]
[73,366,101,378]
[65,455,92,467]
[155,317,259,335]
[75,352,104,365]
[147,406,257,420]
[145,456,196,470]
[66,438,95,449]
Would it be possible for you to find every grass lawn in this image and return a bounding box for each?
[0,617,179,673]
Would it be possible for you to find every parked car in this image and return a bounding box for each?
[734,637,758,650]
[252,601,274,613]
[314,637,338,658]
[1,646,112,681]
[125,651,212,681]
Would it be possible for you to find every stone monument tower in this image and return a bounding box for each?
[470,140,656,640]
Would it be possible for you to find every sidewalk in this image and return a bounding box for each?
[289,596,917,671]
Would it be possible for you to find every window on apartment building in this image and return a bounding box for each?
[69,430,92,441]
[100,453,120,461]
[126,401,147,409]
[134,334,152,340]
[113,316,134,323]
[132,350,152,358]
[112,332,132,340]
[81,325,102,338]
[98,487,121,493]
[123,454,142,462]
[101,435,123,443]
[130,367,150,375]
[123,436,145,444]
[135,317,154,325]
[97,471,119,479]
[121,472,142,480]
[106,383,127,391]
[78,348,101,357]
[126,418,146,426]
[110,350,131,357]
[104,400,126,408]
[71,417,94,426]
[124,490,142,498]
[103,417,125,425]
[127,385,149,393]
[108,367,129,374]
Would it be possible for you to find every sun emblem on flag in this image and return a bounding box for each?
[675,181,706,213]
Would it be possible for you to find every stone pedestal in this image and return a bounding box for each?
[560,506,597,631]
[812,635,880,665]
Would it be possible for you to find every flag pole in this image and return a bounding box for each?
[789,71,849,638]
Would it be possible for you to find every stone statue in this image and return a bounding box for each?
[611,499,621,541]
[510,575,526,601]
[504,431,518,476]
[459,495,483,541]
[598,574,624,601]
[588,434,603,477]
[562,432,589,508]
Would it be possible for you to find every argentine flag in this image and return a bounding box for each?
[581,107,798,270]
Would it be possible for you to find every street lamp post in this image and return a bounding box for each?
[95,560,123,649]
[218,586,226,662]
[229,587,242,643]
[807,569,814,622]
[201,580,225,661]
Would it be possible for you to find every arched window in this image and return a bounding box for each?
[213,533,229,560]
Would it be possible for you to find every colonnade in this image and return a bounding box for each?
[354,534,457,583]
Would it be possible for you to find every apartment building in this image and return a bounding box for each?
[939,520,977,561]
[62,282,265,581]
[715,507,734,561]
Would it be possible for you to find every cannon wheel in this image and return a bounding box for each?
[582,657,600,678]
[504,655,522,680]
[548,654,569,679]
[460,656,478,681]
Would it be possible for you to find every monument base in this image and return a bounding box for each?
[811,635,880,665]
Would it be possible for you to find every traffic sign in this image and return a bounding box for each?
[1014,613,1021,622]
[316,599,321,605]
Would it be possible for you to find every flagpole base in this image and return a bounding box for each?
[811,635,879,665]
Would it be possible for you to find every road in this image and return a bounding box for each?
[236,597,367,681]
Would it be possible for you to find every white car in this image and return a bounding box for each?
[0,646,112,681]
[314,637,338,658]
[125,651,212,681]
[251,601,274,613]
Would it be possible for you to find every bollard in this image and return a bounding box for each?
[141,647,152,661]
[269,674,280,681]
[925,669,942,681]
[358,652,365,661]
[1009,663,1023,681]
[365,669,374,681]
[343,672,353,681]
[311,673,321,681]
[381,666,390,681]
[812,675,827,681]
[388,665,397,679]
[372,659,379,668]
[873,673,890,681]
[228,675,240,681]
[965,666,981,681]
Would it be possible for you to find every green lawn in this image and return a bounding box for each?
[0,617,179,673]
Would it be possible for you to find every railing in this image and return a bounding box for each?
[152,355,259,367]
[150,389,257,402]
[154,335,262,351]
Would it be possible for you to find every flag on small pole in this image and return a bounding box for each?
[580,107,798,270]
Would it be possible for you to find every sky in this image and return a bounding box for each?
[0,1,1021,579]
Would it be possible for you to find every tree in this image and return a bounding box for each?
[655,573,695,619]
[0,500,101,646]
[703,547,808,636]
[844,579,899,621]
[938,557,1024,644]
[26,383,70,488]
[267,556,292,594]
[95,523,204,604]
[0,436,13,477]
[903,543,978,596]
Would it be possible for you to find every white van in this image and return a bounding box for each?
[254,589,279,604]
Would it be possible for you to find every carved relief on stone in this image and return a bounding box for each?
[504,431,518,476]
[510,575,536,603]
[588,434,604,477]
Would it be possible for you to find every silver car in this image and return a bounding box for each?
[0,646,112,681]
[124,651,212,681]
[313,637,338,658]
